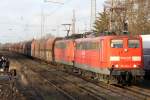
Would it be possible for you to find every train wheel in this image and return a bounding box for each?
[73,68,79,74]
[126,72,133,86]
[99,74,110,84]
[78,69,82,75]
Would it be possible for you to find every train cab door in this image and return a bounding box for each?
[62,42,66,63]
[119,38,131,65]
[81,42,85,65]
[100,39,104,63]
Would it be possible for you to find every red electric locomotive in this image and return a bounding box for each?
[74,35,144,85]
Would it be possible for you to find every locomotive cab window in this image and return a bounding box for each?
[76,43,82,50]
[128,40,140,48]
[111,40,123,48]
[55,42,66,49]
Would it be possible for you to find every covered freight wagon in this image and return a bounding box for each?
[24,41,32,57]
[45,38,56,62]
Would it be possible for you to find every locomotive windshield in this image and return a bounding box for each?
[111,40,123,48]
[128,40,140,48]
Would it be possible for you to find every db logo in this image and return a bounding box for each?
[124,49,128,52]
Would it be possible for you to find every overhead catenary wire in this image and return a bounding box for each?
[43,0,72,17]
[43,0,64,5]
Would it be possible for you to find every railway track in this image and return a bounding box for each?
[125,86,150,98]
[43,77,76,100]
[69,70,150,100]
[66,71,150,100]
[17,57,141,100]
[40,72,107,100]
[32,59,150,100]
[19,59,108,100]
[21,65,77,100]
[131,85,150,95]
[42,64,150,100]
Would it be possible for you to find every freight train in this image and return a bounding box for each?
[8,35,144,85]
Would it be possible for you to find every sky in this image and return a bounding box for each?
[0,0,106,43]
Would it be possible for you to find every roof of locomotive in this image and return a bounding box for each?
[75,35,141,42]
[54,35,141,43]
[55,38,74,43]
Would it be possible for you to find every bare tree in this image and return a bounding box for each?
[126,0,150,34]
[94,0,150,35]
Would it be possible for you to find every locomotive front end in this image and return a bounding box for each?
[108,36,144,84]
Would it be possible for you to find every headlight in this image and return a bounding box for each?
[115,64,119,68]
[110,56,120,61]
[133,64,137,68]
[132,56,141,61]
[0,69,4,72]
